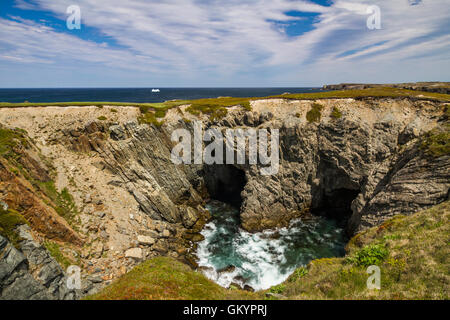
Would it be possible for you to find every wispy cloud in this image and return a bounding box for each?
[1,0,449,87]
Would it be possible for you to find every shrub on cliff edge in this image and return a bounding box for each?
[306,103,323,123]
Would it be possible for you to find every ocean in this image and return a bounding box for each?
[0,88,324,103]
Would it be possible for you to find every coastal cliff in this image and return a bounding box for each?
[0,89,449,299]
[323,82,450,94]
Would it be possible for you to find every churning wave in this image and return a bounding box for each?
[196,200,347,291]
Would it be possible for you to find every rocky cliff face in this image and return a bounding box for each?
[0,97,448,299]
[196,98,449,234]
[0,225,78,300]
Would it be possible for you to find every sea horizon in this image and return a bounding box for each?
[0,87,325,104]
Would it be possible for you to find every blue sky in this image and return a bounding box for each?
[0,0,448,88]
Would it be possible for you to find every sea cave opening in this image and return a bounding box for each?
[202,164,246,209]
[310,159,362,229]
[311,188,360,223]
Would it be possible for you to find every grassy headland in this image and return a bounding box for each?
[2,88,448,127]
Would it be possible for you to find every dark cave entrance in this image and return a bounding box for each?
[312,188,360,223]
[203,165,246,209]
[310,159,361,229]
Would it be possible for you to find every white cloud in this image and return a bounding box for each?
[2,0,449,86]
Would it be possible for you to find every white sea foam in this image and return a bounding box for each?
[195,201,346,291]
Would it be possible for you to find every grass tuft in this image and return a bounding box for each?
[420,126,450,157]
[346,243,389,267]
[44,240,74,269]
[38,182,78,226]
[138,112,164,128]
[330,106,343,119]
[0,207,29,248]
[0,127,29,158]
[186,104,228,122]
[306,103,323,123]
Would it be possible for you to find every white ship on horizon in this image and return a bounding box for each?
[151,88,160,93]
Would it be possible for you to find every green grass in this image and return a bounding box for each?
[0,127,29,158]
[330,106,343,119]
[420,125,450,157]
[271,87,450,102]
[287,267,309,283]
[86,256,259,300]
[346,243,389,267]
[0,207,29,248]
[186,104,228,121]
[44,240,74,269]
[138,111,164,128]
[0,101,177,109]
[154,109,167,118]
[184,97,252,121]
[306,103,323,123]
[268,283,286,294]
[38,182,79,227]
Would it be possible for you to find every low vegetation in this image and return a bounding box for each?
[0,127,29,158]
[38,182,79,227]
[271,87,450,102]
[86,256,259,300]
[0,101,174,109]
[345,243,389,267]
[330,106,343,119]
[186,104,228,122]
[1,88,449,111]
[138,111,164,128]
[420,125,450,157]
[306,103,323,123]
[184,97,251,121]
[44,240,76,269]
[287,267,309,282]
[0,207,28,248]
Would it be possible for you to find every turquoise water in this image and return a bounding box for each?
[196,200,348,291]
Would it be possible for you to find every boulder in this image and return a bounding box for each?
[137,235,155,246]
[125,248,143,260]
[162,229,171,238]
[217,265,236,274]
